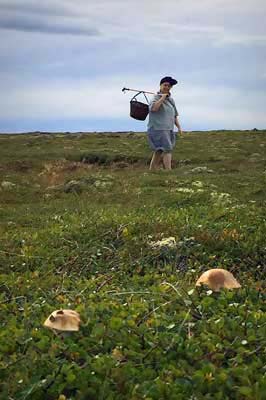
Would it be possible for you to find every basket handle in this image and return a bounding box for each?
[130,91,149,104]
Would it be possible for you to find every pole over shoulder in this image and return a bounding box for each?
[122,87,156,95]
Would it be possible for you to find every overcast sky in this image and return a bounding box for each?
[0,0,265,132]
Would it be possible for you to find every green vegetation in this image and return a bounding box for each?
[0,130,266,399]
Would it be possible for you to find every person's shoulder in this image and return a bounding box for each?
[167,96,176,106]
[150,93,161,103]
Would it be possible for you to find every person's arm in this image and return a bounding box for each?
[175,116,183,135]
[171,99,183,135]
[150,94,168,112]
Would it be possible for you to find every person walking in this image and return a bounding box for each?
[147,76,183,170]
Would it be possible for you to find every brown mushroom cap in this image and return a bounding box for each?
[196,268,241,292]
[43,309,81,331]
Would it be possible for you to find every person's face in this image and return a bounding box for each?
[160,82,172,94]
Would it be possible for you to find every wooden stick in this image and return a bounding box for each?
[122,87,156,95]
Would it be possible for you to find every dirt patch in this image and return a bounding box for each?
[39,160,93,186]
[0,160,34,173]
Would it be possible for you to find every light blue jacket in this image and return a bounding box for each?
[147,93,179,131]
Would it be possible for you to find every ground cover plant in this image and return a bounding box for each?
[0,130,266,399]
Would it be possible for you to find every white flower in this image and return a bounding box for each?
[211,191,232,205]
[149,236,177,249]
[192,181,203,187]
[176,188,194,193]
[94,180,112,188]
[1,181,16,189]
[191,166,214,173]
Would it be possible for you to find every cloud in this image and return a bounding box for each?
[215,33,266,46]
[177,84,266,129]
[1,0,265,45]
[0,0,74,17]
[0,75,265,130]
[0,75,156,120]
[0,0,265,131]
[0,13,100,36]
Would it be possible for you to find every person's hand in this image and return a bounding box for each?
[160,93,169,100]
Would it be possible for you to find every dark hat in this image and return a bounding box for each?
[160,76,178,86]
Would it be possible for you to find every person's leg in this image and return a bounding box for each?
[149,151,163,170]
[162,152,172,170]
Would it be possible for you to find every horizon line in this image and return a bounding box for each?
[1,128,265,135]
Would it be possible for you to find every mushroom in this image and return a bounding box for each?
[44,309,81,331]
[196,268,241,292]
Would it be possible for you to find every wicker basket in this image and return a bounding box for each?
[130,92,149,121]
